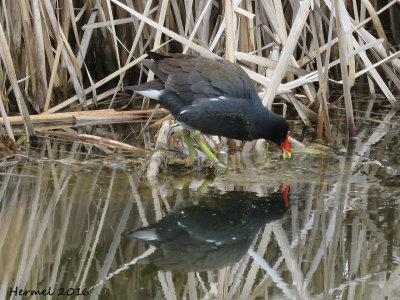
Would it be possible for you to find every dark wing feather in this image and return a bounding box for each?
[143,59,168,82]
[176,97,254,140]
[144,54,257,105]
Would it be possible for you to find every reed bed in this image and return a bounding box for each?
[0,0,399,164]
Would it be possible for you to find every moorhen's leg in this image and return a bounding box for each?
[193,130,227,169]
[183,128,197,159]
[264,143,269,158]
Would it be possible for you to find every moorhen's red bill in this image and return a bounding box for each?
[126,52,291,165]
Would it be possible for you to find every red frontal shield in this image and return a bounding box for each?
[280,131,291,159]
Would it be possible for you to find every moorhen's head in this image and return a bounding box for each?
[258,114,291,159]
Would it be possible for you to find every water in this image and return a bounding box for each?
[0,108,399,299]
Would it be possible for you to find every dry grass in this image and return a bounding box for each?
[0,0,399,164]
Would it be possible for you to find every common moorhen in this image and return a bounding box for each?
[126,52,291,168]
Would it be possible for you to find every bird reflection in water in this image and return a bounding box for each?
[123,185,290,273]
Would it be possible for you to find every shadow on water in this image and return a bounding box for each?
[0,106,399,299]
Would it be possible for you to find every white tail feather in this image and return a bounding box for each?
[135,89,164,100]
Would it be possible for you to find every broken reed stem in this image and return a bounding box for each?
[334,0,356,138]
[224,0,236,149]
[0,109,167,127]
[0,91,18,151]
[309,10,332,143]
[44,36,64,112]
[0,22,36,138]
[224,0,235,62]
[40,130,150,153]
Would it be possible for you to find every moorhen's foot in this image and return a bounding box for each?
[193,130,229,170]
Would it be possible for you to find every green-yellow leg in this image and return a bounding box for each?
[193,130,227,170]
[264,143,269,158]
[183,129,197,159]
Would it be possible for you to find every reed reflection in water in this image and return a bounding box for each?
[0,117,399,299]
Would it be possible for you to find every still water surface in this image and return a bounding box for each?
[0,108,399,300]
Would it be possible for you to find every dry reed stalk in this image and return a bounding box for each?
[334,0,355,137]
[82,16,140,31]
[0,22,35,137]
[351,38,399,108]
[182,0,213,54]
[0,109,167,127]
[224,0,237,150]
[320,7,335,140]
[41,0,85,104]
[235,52,309,76]
[142,0,169,110]
[358,44,400,79]
[32,0,47,111]
[46,54,148,113]
[111,0,219,57]
[309,11,332,142]
[298,0,398,67]
[0,91,17,151]
[361,0,390,54]
[136,104,160,141]
[108,0,154,108]
[224,0,235,62]
[44,36,63,112]
[262,0,311,109]
[106,0,121,69]
[149,115,173,128]
[40,130,150,153]
[76,9,98,67]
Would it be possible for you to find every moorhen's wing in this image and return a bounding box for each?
[176,96,255,140]
[144,54,257,105]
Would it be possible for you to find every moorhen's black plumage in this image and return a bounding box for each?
[126,52,291,167]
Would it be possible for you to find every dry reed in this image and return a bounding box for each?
[0,0,399,162]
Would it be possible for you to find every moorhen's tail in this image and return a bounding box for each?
[125,79,187,116]
[123,228,159,241]
[125,79,165,100]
